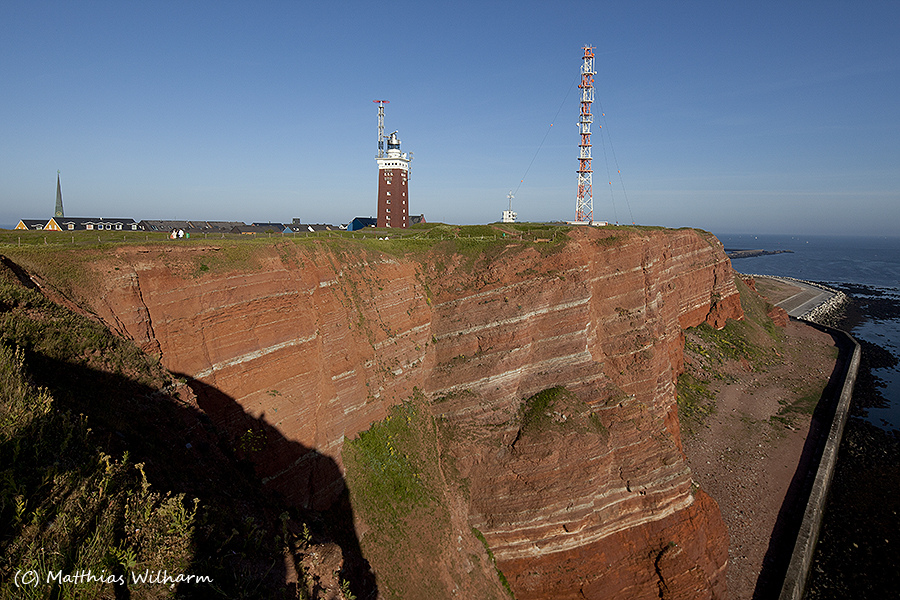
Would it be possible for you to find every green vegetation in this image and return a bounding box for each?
[733,277,784,342]
[594,234,623,247]
[344,401,433,525]
[516,386,607,438]
[675,373,717,434]
[471,527,514,598]
[691,320,768,367]
[520,387,564,432]
[344,395,515,599]
[677,276,787,434]
[0,229,172,247]
[0,270,311,598]
[771,383,827,429]
[0,303,195,598]
[688,278,785,373]
[0,271,164,390]
[368,222,569,260]
[343,399,453,599]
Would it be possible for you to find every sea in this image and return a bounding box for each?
[718,233,900,433]
[718,233,900,596]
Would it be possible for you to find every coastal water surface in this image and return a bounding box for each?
[719,233,900,432]
[718,233,900,597]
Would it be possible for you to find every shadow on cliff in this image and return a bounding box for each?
[179,373,377,599]
[19,351,376,599]
[751,323,854,600]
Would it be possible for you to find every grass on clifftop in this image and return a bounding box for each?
[1,224,575,295]
[2,224,703,302]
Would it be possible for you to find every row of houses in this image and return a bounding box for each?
[17,217,140,231]
[140,220,341,235]
[16,215,426,234]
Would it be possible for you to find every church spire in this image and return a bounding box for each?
[55,170,64,217]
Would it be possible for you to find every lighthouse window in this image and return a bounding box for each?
[386,191,391,196]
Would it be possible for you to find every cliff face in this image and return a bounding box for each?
[76,227,740,598]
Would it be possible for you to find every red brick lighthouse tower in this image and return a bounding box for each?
[374,100,411,228]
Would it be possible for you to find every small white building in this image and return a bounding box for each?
[502,209,517,223]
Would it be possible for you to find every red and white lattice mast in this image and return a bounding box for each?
[575,46,595,223]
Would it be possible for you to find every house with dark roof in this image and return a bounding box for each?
[46,217,138,231]
[138,220,248,233]
[410,214,426,225]
[198,221,247,232]
[138,220,198,232]
[14,219,48,230]
[251,222,285,232]
[284,223,334,233]
[348,217,377,231]
[230,224,283,235]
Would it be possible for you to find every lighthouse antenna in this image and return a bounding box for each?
[373,100,389,158]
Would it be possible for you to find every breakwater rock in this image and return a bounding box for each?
[726,249,794,259]
[747,274,850,326]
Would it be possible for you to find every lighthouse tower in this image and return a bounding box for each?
[374,102,411,228]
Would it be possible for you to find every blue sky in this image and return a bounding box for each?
[2,1,898,236]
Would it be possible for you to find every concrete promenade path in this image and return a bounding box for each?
[753,276,836,318]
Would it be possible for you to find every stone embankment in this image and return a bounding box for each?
[726,249,794,259]
[747,274,849,324]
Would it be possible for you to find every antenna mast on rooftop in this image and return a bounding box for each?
[373,100,389,158]
[502,190,517,223]
[575,46,595,223]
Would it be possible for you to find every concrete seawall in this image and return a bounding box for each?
[778,322,861,599]
[741,274,861,597]
[746,274,849,321]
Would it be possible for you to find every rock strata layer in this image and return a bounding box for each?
[75,227,740,599]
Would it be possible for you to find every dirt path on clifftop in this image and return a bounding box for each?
[681,319,840,600]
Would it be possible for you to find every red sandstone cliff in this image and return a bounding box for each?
[58,226,740,599]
